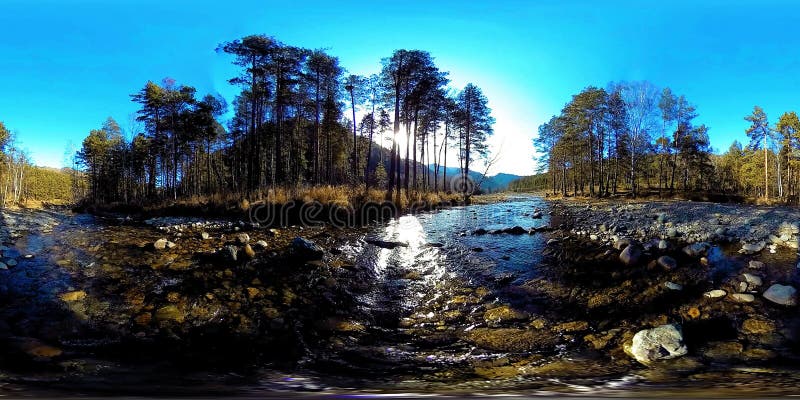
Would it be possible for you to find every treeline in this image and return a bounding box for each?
[530,81,800,202]
[0,121,81,206]
[78,34,495,206]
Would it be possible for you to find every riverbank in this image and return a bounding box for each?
[2,196,800,396]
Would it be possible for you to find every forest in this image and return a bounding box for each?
[511,81,800,203]
[0,121,80,206]
[76,34,495,208]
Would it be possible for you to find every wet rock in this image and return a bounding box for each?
[704,289,727,299]
[483,305,530,324]
[664,282,683,291]
[0,262,6,270]
[552,320,589,333]
[702,341,743,361]
[762,284,798,306]
[290,237,324,261]
[471,247,484,252]
[619,244,642,266]
[59,290,87,302]
[463,328,556,352]
[155,305,184,323]
[6,259,17,267]
[366,239,408,249]
[729,293,755,303]
[153,238,176,250]
[255,240,269,249]
[748,260,765,269]
[627,324,688,365]
[504,226,527,235]
[658,240,669,250]
[532,211,543,219]
[657,255,677,271]
[742,318,775,335]
[473,228,488,235]
[546,238,560,246]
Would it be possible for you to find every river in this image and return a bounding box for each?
[1,195,800,397]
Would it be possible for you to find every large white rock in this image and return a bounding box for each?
[763,284,798,306]
[628,324,688,365]
[704,289,727,299]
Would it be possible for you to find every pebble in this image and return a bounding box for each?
[664,281,683,291]
[704,289,727,299]
[729,293,755,303]
[749,260,765,269]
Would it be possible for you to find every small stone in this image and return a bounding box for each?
[657,255,677,271]
[6,259,17,267]
[742,273,763,289]
[704,289,727,299]
[739,241,766,255]
[748,260,765,269]
[667,228,678,238]
[222,245,239,262]
[762,284,797,306]
[683,242,708,257]
[153,238,173,250]
[201,232,210,240]
[665,282,683,291]
[658,240,669,250]
[236,233,250,244]
[255,240,268,249]
[0,262,6,270]
[729,293,755,303]
[242,244,256,259]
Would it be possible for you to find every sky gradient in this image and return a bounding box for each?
[2,0,799,176]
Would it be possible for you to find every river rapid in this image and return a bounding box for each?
[1,195,800,397]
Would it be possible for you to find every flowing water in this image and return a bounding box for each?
[1,196,800,397]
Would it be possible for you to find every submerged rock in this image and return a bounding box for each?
[627,324,688,365]
[729,293,755,303]
[739,241,766,255]
[682,242,708,257]
[763,284,797,306]
[483,305,530,324]
[463,328,556,352]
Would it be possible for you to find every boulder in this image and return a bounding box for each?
[291,237,324,261]
[627,324,688,365]
[657,255,677,271]
[762,284,797,306]
[619,244,642,266]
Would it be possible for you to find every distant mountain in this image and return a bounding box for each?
[428,166,521,193]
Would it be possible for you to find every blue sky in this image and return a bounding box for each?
[1,0,798,175]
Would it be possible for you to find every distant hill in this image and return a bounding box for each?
[428,166,522,193]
